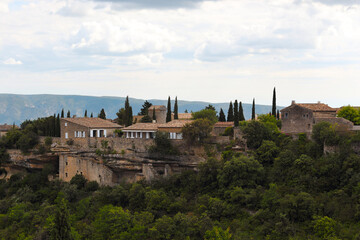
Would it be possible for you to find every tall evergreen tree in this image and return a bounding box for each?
[152,107,156,121]
[61,109,64,118]
[227,101,234,122]
[128,107,133,126]
[90,113,93,118]
[277,109,280,120]
[272,87,276,116]
[67,110,71,118]
[234,100,239,126]
[166,96,172,123]
[84,110,87,117]
[239,101,245,121]
[174,97,178,120]
[219,108,226,122]
[251,98,256,120]
[98,108,106,119]
[56,114,60,137]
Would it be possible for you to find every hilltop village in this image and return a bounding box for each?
[0,93,359,186]
[2,92,360,239]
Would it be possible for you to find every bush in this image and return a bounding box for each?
[182,119,213,145]
[222,127,234,137]
[44,137,53,146]
[66,139,74,146]
[148,131,179,155]
[70,174,87,189]
[85,181,99,192]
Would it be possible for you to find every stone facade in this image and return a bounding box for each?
[148,105,167,124]
[280,101,353,135]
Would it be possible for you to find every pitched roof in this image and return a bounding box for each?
[297,103,336,112]
[0,124,18,131]
[214,122,234,128]
[122,123,159,131]
[177,113,193,120]
[148,105,166,111]
[64,118,122,128]
[158,120,193,128]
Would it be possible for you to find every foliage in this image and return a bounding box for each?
[139,100,152,116]
[44,137,53,146]
[182,119,213,145]
[140,115,152,123]
[174,97,179,120]
[218,108,226,122]
[337,106,360,125]
[98,108,106,119]
[148,132,178,155]
[166,97,172,123]
[222,127,233,137]
[227,101,233,122]
[192,109,218,124]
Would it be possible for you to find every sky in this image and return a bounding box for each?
[1,0,360,107]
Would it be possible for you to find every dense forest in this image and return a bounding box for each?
[1,115,360,239]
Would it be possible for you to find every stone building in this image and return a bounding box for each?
[60,117,122,140]
[158,120,192,139]
[280,101,353,135]
[0,124,18,137]
[122,123,159,139]
[212,122,234,136]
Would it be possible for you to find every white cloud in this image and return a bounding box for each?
[3,58,22,65]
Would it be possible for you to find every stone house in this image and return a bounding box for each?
[60,117,123,140]
[212,122,234,136]
[122,123,159,139]
[280,101,353,135]
[0,124,18,137]
[148,105,167,124]
[158,120,193,139]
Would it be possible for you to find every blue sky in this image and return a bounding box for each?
[1,0,360,107]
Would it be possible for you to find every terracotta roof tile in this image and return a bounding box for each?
[158,120,193,128]
[296,103,336,112]
[64,118,122,128]
[214,122,234,128]
[122,123,159,131]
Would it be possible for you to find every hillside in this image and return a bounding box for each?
[0,94,280,124]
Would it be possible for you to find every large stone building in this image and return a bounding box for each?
[60,117,122,139]
[0,124,18,137]
[280,101,353,134]
[148,105,167,124]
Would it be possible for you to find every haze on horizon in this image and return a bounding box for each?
[1,0,360,108]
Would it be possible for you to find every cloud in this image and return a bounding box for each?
[3,58,22,65]
[295,0,358,6]
[92,0,217,9]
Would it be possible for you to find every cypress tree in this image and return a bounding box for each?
[56,114,60,137]
[61,109,64,118]
[227,101,234,122]
[277,109,280,120]
[272,87,276,116]
[239,101,245,121]
[174,97,178,120]
[98,108,106,119]
[251,98,256,120]
[219,108,226,122]
[166,96,172,123]
[128,107,133,126]
[123,96,132,126]
[84,110,87,117]
[53,114,56,137]
[90,113,93,118]
[153,107,156,121]
[67,110,71,118]
[234,100,239,126]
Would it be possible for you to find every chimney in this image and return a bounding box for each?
[317,101,321,104]
[73,115,77,118]
[291,100,295,105]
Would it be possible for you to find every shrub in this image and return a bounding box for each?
[66,139,74,146]
[44,137,53,146]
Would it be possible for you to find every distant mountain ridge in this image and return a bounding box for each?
[0,94,282,125]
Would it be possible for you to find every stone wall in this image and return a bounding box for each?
[314,117,354,132]
[59,154,114,186]
[281,105,314,134]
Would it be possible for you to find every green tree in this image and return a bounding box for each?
[174,97,179,120]
[139,100,152,116]
[98,108,106,119]
[239,101,245,121]
[251,98,255,120]
[242,121,272,149]
[272,87,276,116]
[218,108,226,122]
[70,174,87,190]
[61,109,64,118]
[205,104,216,111]
[276,109,280,120]
[234,100,239,127]
[84,110,87,117]
[49,193,74,240]
[313,216,338,239]
[204,226,232,240]
[140,115,152,123]
[337,106,360,124]
[192,109,218,124]
[312,122,339,150]
[116,108,126,125]
[227,101,234,122]
[182,119,213,145]
[90,112,93,118]
[67,110,71,118]
[166,96,172,123]
[256,140,279,166]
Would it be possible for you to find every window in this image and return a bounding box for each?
[82,131,85,138]
[66,162,68,166]
[65,132,68,139]
[65,123,67,127]
[285,112,288,118]
[65,173,68,177]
